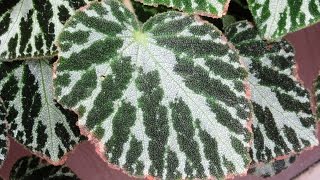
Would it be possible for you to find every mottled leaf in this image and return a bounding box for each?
[137,0,230,17]
[10,155,79,180]
[225,21,317,163]
[54,0,251,178]
[0,0,92,61]
[315,75,320,119]
[248,155,296,177]
[0,59,85,163]
[247,0,320,40]
[0,98,8,167]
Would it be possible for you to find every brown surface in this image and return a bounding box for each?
[0,23,319,180]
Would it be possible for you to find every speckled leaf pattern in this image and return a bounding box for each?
[249,155,296,178]
[10,155,79,180]
[247,0,320,40]
[0,0,92,61]
[225,21,317,163]
[0,98,8,167]
[137,0,229,17]
[315,75,320,119]
[54,0,251,178]
[0,59,85,163]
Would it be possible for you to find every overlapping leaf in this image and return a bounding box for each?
[0,0,92,61]
[10,155,79,180]
[247,0,320,40]
[137,0,230,17]
[0,59,85,163]
[248,155,296,177]
[0,98,8,167]
[54,0,251,178]
[225,21,317,164]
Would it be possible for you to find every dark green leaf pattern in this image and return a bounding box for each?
[225,21,317,163]
[315,74,320,119]
[0,0,92,61]
[54,0,251,178]
[10,155,79,180]
[0,59,85,163]
[247,0,320,40]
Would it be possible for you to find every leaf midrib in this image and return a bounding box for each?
[39,60,56,160]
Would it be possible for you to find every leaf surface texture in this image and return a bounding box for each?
[54,0,252,178]
[0,60,85,163]
[0,0,92,61]
[225,21,317,163]
[247,0,320,40]
[10,155,79,180]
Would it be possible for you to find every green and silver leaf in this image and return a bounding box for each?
[0,98,8,167]
[54,0,251,178]
[315,74,320,119]
[247,0,320,40]
[0,0,92,61]
[137,0,230,17]
[0,59,85,163]
[225,21,317,163]
[10,155,79,180]
[249,155,296,177]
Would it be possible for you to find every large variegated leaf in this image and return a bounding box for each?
[0,0,92,61]
[0,98,8,167]
[247,0,320,40]
[225,21,317,163]
[0,60,85,163]
[248,155,296,177]
[54,0,251,178]
[10,155,79,180]
[137,0,230,17]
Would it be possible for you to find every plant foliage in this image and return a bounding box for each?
[249,155,296,178]
[10,155,79,180]
[136,0,230,18]
[0,59,85,163]
[0,0,318,179]
[247,0,320,40]
[0,98,8,167]
[225,21,317,163]
[0,0,93,61]
[54,1,251,178]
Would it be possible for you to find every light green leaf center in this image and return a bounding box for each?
[133,31,148,45]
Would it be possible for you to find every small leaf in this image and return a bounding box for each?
[136,0,230,17]
[0,0,92,61]
[0,98,8,167]
[225,21,317,163]
[247,0,320,40]
[54,0,251,178]
[249,155,296,177]
[10,155,79,180]
[0,59,85,163]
